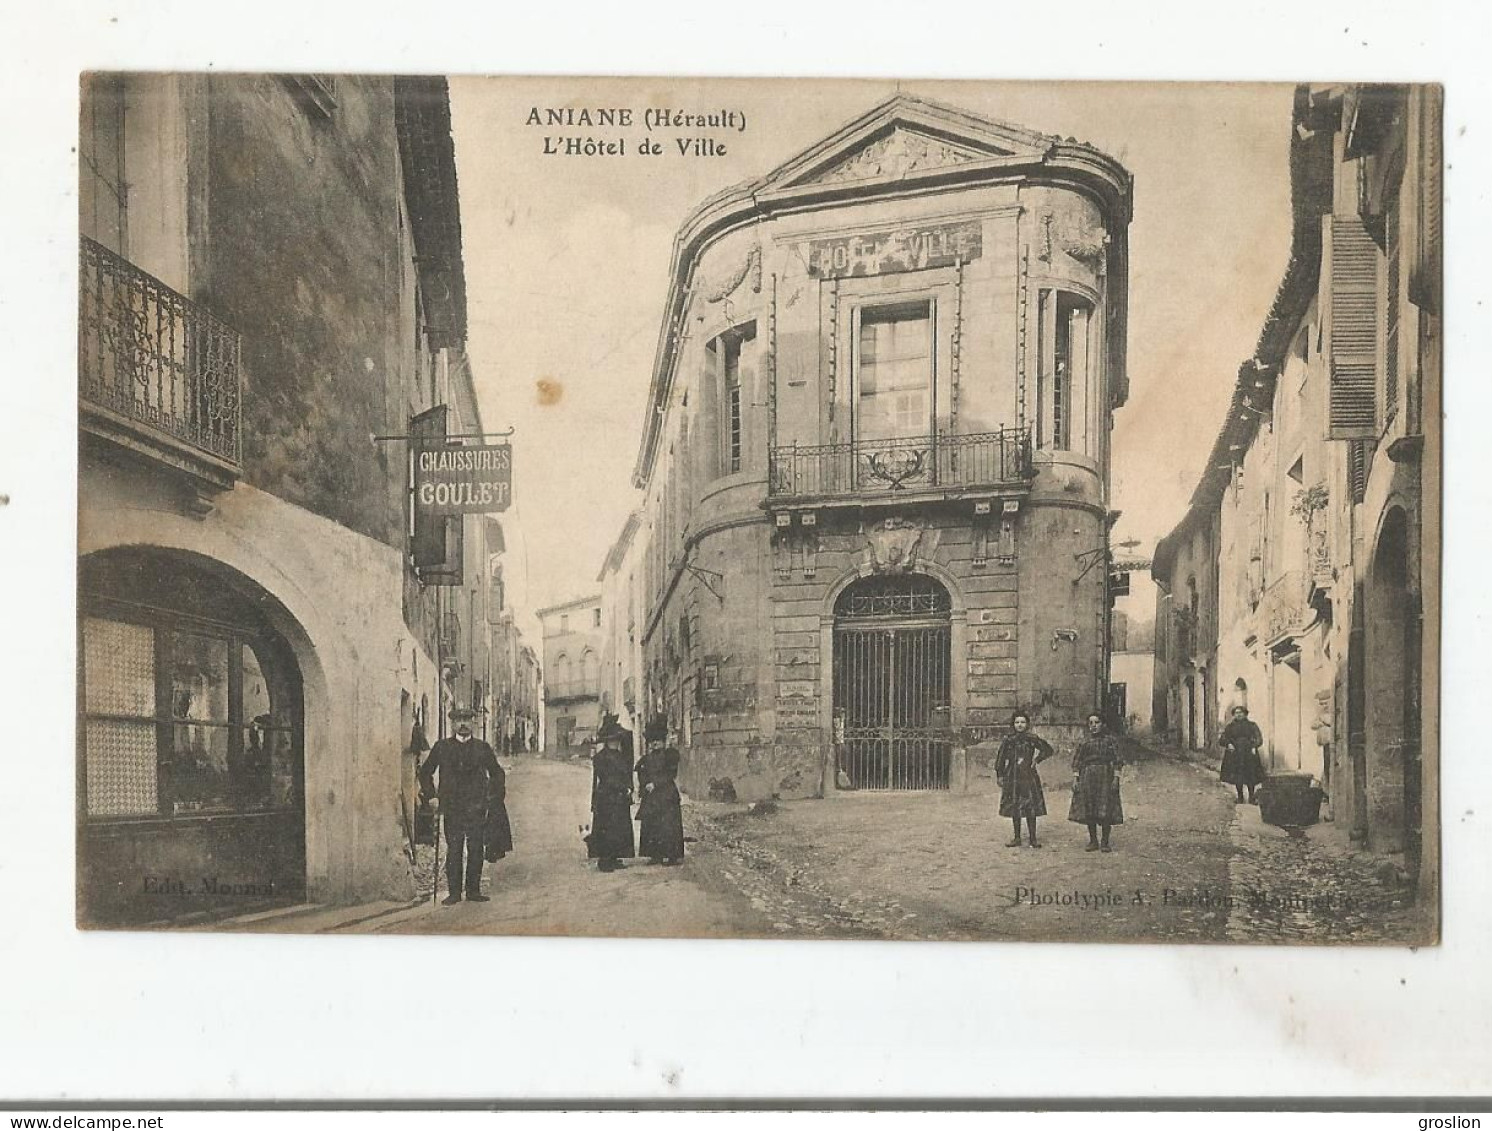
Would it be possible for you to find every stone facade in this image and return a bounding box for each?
[623,95,1132,803]
[76,74,495,920]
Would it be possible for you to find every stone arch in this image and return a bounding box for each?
[79,492,416,905]
[820,556,968,622]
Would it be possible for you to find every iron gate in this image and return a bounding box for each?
[832,576,953,790]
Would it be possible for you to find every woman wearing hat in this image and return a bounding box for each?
[636,716,685,865]
[586,713,635,872]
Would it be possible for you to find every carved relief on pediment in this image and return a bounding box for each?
[810,128,984,185]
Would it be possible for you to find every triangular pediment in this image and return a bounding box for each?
[764,95,1057,193]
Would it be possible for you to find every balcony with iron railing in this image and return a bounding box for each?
[767,427,1033,511]
[544,679,601,704]
[1259,570,1310,648]
[78,236,243,491]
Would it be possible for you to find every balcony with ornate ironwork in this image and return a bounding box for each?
[78,236,243,493]
[1259,570,1311,650]
[767,427,1032,514]
[544,679,600,705]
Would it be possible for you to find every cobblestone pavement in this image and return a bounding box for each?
[1223,800,1430,944]
[233,747,1432,944]
[692,753,1435,945]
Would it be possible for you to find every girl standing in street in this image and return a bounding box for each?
[1068,713,1125,852]
[1218,705,1266,804]
[994,711,1054,848]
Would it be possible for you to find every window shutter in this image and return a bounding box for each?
[1326,215,1381,439]
[411,405,450,569]
[1411,88,1443,315]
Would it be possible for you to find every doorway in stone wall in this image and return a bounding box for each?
[832,573,953,790]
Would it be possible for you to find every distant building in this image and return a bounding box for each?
[76,74,495,923]
[1154,84,1440,897]
[597,511,645,733]
[625,95,1132,801]
[1107,553,1156,735]
[538,595,604,749]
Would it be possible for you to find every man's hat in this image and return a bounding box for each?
[450,705,478,722]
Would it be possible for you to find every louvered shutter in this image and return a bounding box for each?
[1412,88,1443,315]
[1326,215,1381,439]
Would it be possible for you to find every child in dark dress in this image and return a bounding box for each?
[993,712,1055,848]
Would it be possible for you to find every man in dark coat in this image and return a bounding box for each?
[419,708,503,905]
[586,713,635,872]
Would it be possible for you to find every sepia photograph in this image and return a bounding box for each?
[73,73,1441,948]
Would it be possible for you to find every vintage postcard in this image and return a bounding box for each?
[74,75,1441,946]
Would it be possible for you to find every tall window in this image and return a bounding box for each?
[856,302,933,442]
[724,334,743,473]
[1036,290,1093,451]
[711,322,756,476]
[80,75,127,254]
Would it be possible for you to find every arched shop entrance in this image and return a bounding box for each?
[78,547,306,925]
[1364,507,1422,878]
[832,573,953,790]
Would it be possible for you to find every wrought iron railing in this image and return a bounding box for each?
[1260,570,1308,644]
[544,680,600,702]
[78,236,243,469]
[768,427,1031,499]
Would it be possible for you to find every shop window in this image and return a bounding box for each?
[856,302,932,442]
[81,615,300,820]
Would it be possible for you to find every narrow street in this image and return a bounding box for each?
[337,757,779,939]
[248,747,1433,944]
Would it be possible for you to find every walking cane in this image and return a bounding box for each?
[432,807,441,907]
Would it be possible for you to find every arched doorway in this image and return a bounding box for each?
[78,547,306,924]
[832,573,952,790]
[1364,508,1421,876]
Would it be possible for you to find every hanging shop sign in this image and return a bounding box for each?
[806,220,982,279]
[414,443,513,514]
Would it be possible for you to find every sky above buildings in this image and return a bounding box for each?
[449,78,1295,610]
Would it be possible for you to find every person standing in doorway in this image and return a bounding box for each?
[1219,704,1266,804]
[420,707,504,905]
[994,711,1054,848]
[586,713,636,873]
[1068,712,1125,852]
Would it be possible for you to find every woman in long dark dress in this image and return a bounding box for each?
[587,714,635,872]
[483,756,514,864]
[993,711,1054,848]
[1068,713,1125,852]
[637,718,686,865]
[1218,705,1266,804]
